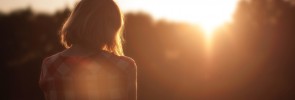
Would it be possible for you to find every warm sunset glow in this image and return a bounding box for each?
[116,0,239,37]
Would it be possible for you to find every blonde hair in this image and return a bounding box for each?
[60,0,124,56]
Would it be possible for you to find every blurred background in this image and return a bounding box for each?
[1,0,295,100]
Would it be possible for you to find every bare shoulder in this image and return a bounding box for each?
[115,56,137,71]
[118,56,136,65]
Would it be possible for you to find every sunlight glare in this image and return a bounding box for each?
[116,0,239,37]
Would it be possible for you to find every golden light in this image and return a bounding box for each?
[116,0,239,38]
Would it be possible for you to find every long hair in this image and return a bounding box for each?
[60,0,124,56]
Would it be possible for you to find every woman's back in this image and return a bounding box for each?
[39,50,137,100]
[39,0,137,99]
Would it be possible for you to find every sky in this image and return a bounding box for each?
[0,0,238,29]
[0,0,239,15]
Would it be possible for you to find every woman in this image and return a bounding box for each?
[39,0,137,99]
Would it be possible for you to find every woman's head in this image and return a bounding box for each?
[60,0,124,56]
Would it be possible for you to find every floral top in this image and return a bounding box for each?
[39,51,137,100]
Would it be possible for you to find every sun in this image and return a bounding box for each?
[116,0,239,38]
